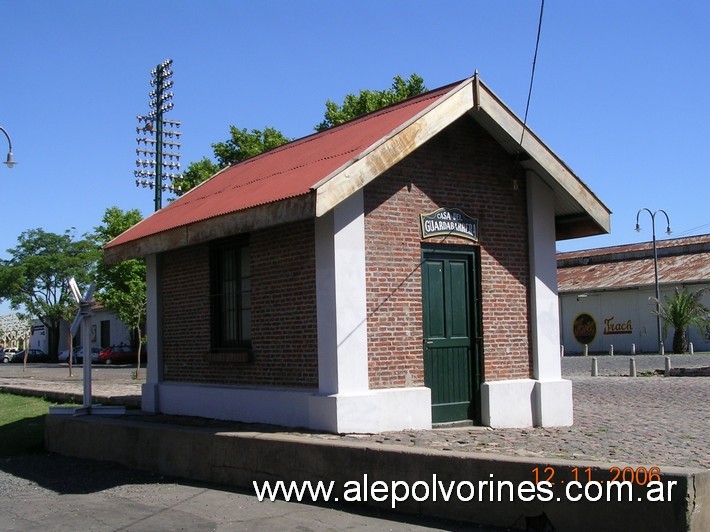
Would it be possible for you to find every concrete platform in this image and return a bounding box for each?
[45,414,708,532]
[3,360,708,530]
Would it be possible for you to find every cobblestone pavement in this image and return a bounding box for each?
[327,376,709,470]
[1,356,708,471]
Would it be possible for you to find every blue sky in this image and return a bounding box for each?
[1,1,708,315]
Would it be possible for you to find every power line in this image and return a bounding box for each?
[518,0,546,152]
[671,222,710,238]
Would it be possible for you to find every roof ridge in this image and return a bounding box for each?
[224,81,463,169]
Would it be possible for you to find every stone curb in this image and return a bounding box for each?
[46,415,709,532]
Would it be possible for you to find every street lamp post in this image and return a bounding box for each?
[635,208,671,355]
[0,126,17,168]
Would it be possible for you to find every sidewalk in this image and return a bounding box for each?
[0,364,141,407]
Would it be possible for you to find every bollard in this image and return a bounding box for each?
[629,357,637,377]
[689,342,694,355]
[560,345,565,358]
[584,344,589,357]
[591,357,598,377]
[609,344,614,356]
[660,342,665,356]
[664,356,671,377]
[631,343,636,355]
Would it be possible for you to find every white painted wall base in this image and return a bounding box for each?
[481,378,574,428]
[141,383,160,413]
[534,379,573,427]
[149,383,432,434]
[311,388,432,433]
[481,379,536,428]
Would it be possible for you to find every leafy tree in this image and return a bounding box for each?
[212,126,291,166]
[315,74,427,131]
[0,229,100,358]
[173,157,220,196]
[657,287,710,354]
[173,126,291,196]
[94,207,147,376]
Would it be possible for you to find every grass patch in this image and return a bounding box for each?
[0,392,54,456]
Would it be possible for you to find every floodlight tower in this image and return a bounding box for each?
[135,59,182,211]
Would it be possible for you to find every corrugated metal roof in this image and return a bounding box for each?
[107,82,458,250]
[104,75,612,263]
[557,234,710,292]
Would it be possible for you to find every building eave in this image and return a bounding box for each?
[104,195,314,265]
[468,78,611,240]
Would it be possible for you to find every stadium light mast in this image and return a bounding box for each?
[135,59,181,211]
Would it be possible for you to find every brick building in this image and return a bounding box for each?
[105,74,610,432]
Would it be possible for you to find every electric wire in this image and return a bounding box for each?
[518,0,546,153]
[670,223,710,238]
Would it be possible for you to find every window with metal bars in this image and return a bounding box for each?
[210,237,251,350]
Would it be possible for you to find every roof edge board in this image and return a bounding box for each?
[103,195,314,264]
[313,77,475,218]
[474,83,611,235]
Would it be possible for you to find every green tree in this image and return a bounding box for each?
[315,74,427,131]
[94,207,147,376]
[173,157,221,197]
[657,287,710,354]
[173,126,291,196]
[0,228,100,358]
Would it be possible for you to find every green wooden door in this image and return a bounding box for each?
[422,252,480,423]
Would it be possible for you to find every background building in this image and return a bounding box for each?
[27,305,131,355]
[558,234,710,355]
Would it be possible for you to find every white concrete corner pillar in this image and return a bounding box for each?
[527,171,573,426]
[142,253,162,413]
[315,190,369,396]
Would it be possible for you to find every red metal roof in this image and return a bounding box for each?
[107,82,460,249]
[557,234,710,292]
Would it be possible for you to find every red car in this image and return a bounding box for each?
[98,345,145,365]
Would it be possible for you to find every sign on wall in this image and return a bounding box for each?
[573,313,597,345]
[420,208,478,242]
[603,316,633,335]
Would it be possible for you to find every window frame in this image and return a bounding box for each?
[209,236,252,354]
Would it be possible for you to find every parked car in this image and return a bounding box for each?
[78,347,102,363]
[1,347,19,363]
[98,345,145,365]
[58,347,81,363]
[8,349,50,363]
[58,347,101,363]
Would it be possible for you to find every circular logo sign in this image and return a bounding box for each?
[573,313,597,345]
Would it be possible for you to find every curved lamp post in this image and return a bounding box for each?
[635,208,671,354]
[0,126,16,168]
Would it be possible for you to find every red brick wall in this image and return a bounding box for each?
[160,219,318,387]
[364,116,531,388]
